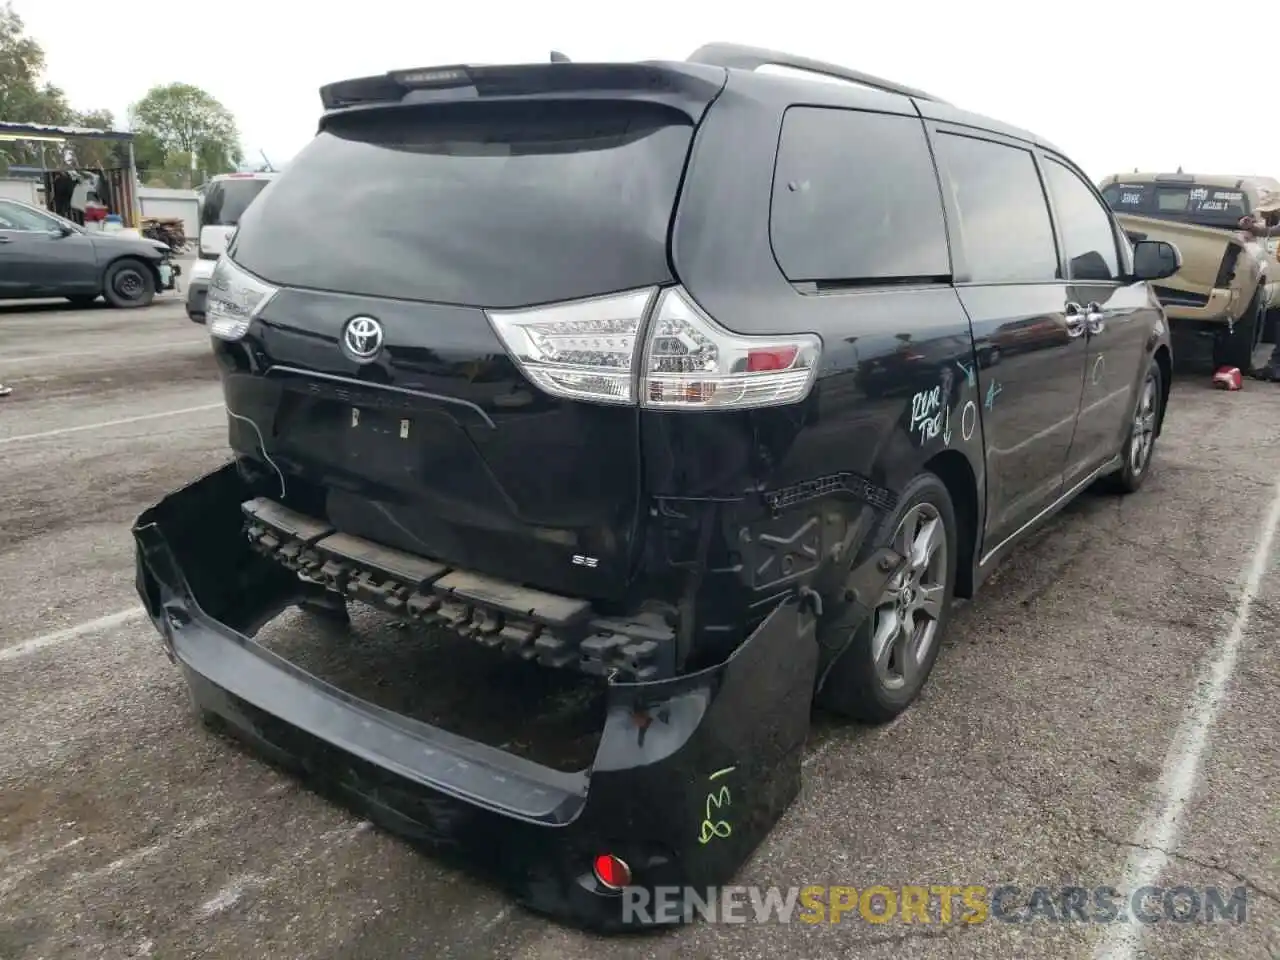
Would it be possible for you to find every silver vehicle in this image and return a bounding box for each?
[187,172,276,322]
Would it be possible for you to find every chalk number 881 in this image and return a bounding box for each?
[698,767,735,845]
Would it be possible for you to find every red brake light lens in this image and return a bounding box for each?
[592,853,632,890]
[746,346,799,372]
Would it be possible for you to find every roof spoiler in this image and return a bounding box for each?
[685,42,949,104]
[318,58,727,114]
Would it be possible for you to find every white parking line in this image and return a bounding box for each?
[0,607,146,663]
[1,342,207,366]
[1093,477,1280,960]
[0,404,223,446]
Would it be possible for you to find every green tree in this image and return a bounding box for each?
[0,2,71,165]
[129,82,242,185]
[66,108,122,168]
[128,130,166,175]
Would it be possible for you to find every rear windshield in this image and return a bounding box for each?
[228,101,694,308]
[1100,181,1252,227]
[200,178,271,226]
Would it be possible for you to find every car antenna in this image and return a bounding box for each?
[550,50,571,62]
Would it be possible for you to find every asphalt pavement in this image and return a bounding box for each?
[1,297,1277,960]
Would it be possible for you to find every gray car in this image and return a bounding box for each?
[0,198,176,308]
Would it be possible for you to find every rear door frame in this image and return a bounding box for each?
[920,118,1089,559]
[1036,149,1146,489]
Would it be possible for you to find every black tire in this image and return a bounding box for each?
[65,294,97,307]
[1100,357,1163,495]
[102,258,156,309]
[815,472,958,723]
[1264,305,1279,345]
[1212,288,1263,370]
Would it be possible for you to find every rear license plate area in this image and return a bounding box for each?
[278,395,444,486]
[345,405,413,460]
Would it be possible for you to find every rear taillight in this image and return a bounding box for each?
[207,257,278,341]
[484,287,652,405]
[1215,243,1242,290]
[486,286,822,410]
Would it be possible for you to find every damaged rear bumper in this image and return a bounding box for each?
[131,461,901,930]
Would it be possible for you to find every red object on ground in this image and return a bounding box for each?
[1212,366,1243,390]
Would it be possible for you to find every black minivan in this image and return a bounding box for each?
[134,44,1180,930]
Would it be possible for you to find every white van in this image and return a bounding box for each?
[187,172,277,322]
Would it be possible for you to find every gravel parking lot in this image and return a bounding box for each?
[2,298,1277,960]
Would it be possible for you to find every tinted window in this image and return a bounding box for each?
[200,178,271,227]
[1156,184,1248,218]
[1043,158,1119,282]
[933,133,1058,283]
[770,107,949,282]
[230,101,693,308]
[1101,182,1150,212]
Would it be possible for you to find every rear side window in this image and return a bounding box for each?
[1042,158,1120,282]
[769,107,950,283]
[932,133,1058,283]
[229,101,694,308]
[1101,182,1151,212]
[200,179,271,227]
[1156,184,1248,218]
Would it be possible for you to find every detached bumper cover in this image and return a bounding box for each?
[131,462,905,929]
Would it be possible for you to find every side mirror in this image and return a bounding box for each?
[1131,239,1181,282]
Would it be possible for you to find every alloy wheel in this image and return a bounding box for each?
[1129,375,1158,476]
[869,502,947,691]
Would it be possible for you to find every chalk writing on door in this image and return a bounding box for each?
[985,380,1003,411]
[909,386,944,443]
[962,400,977,442]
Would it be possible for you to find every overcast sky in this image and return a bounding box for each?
[15,0,1279,183]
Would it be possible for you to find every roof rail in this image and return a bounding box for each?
[685,42,949,104]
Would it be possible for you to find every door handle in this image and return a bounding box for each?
[1064,302,1087,338]
[1086,302,1106,335]
[0,236,12,243]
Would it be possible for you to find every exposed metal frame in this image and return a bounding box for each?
[0,120,135,143]
[0,120,141,227]
[685,43,949,104]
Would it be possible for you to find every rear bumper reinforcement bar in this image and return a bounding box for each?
[242,497,675,682]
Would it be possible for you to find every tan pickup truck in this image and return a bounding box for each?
[1097,171,1279,370]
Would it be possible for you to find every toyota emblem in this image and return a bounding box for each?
[342,315,384,361]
